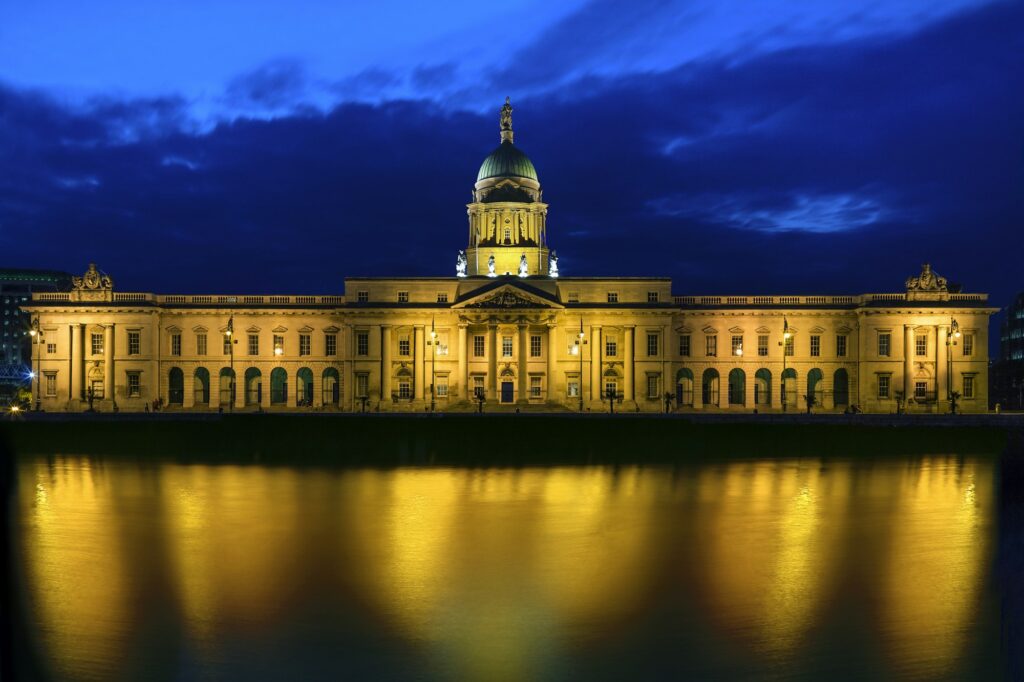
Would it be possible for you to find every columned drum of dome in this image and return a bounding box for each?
[466,97,550,277]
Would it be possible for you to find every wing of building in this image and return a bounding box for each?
[24,101,997,414]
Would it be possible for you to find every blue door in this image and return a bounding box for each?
[501,381,514,403]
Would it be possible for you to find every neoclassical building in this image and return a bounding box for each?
[26,101,996,413]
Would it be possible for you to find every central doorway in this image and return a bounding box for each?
[501,381,514,403]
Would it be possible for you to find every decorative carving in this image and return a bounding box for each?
[549,250,559,278]
[500,96,513,131]
[905,263,947,292]
[467,290,539,309]
[456,250,467,278]
[72,263,113,291]
[518,253,529,278]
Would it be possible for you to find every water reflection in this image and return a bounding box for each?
[16,455,997,681]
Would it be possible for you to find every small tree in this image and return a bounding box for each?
[949,390,961,415]
[663,391,674,414]
[803,393,815,415]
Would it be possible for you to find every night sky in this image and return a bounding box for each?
[1,1,1022,310]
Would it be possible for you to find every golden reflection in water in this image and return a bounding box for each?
[879,456,992,678]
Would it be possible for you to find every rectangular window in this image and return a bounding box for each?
[568,376,580,397]
[397,291,409,303]
[398,381,411,399]
[357,291,369,303]
[915,381,927,400]
[878,332,891,357]
[127,331,140,355]
[647,375,659,399]
[273,334,284,355]
[706,335,717,357]
[758,335,768,357]
[474,376,485,398]
[605,380,617,398]
[325,333,337,356]
[810,335,820,357]
[607,292,618,303]
[605,338,617,357]
[436,292,448,303]
[196,333,207,356]
[647,291,659,303]
[731,335,743,357]
[502,336,513,357]
[299,334,311,356]
[567,292,580,304]
[356,331,369,356]
[647,333,659,357]
[679,334,691,357]
[836,335,848,357]
[530,335,542,357]
[878,375,890,399]
[45,372,57,397]
[47,342,57,354]
[170,333,181,356]
[436,376,448,397]
[127,371,141,398]
[223,335,232,355]
[356,373,369,398]
[91,332,103,355]
[399,337,410,356]
[784,336,794,356]
[474,335,485,357]
[530,376,542,398]
[248,334,259,356]
[963,375,975,398]
[916,335,927,357]
[963,333,974,357]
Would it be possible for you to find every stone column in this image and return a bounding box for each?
[152,318,161,407]
[235,366,246,409]
[184,367,195,409]
[286,367,297,408]
[260,366,272,409]
[623,326,634,402]
[517,323,529,404]
[104,324,114,405]
[770,365,781,410]
[313,367,323,408]
[70,324,83,405]
[487,324,497,400]
[547,324,558,402]
[414,325,425,401]
[458,324,468,399]
[210,371,221,410]
[590,325,602,402]
[693,366,704,410]
[937,325,948,404]
[903,324,914,401]
[381,325,392,401]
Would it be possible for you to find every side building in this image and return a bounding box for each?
[23,101,996,413]
[992,291,1024,411]
[1,268,72,401]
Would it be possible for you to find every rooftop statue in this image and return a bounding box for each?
[456,250,467,278]
[905,263,948,292]
[549,251,559,278]
[487,254,496,277]
[500,96,513,132]
[72,263,113,291]
[519,253,529,278]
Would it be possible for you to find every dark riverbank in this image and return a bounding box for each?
[1,412,1018,464]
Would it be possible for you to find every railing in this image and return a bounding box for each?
[671,292,988,307]
[34,292,70,301]
[155,294,345,306]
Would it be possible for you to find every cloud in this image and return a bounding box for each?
[223,59,308,109]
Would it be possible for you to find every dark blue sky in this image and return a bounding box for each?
[1,0,1022,310]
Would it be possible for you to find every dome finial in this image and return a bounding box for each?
[500,96,513,143]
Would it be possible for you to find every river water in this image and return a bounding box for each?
[10,455,1005,680]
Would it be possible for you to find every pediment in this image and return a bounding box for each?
[702,326,717,335]
[755,326,771,334]
[298,325,314,333]
[454,282,562,310]
[165,325,182,333]
[728,326,744,334]
[809,325,826,334]
[192,325,208,333]
[836,325,852,334]
[272,325,288,333]
[675,325,692,334]
[247,325,261,333]
[323,325,340,333]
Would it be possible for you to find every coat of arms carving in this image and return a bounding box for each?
[467,290,538,308]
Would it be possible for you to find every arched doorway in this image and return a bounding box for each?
[603,367,621,402]
[728,368,746,406]
[807,368,824,409]
[676,368,693,407]
[834,369,849,408]
[322,367,340,406]
[782,368,797,409]
[193,367,210,406]
[702,368,720,407]
[755,368,771,407]
[219,368,235,406]
[168,367,184,405]
[296,368,314,406]
[244,368,262,406]
[270,368,288,405]
[500,368,516,403]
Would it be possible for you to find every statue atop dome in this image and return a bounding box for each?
[500,97,513,143]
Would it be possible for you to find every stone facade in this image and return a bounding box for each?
[24,103,996,414]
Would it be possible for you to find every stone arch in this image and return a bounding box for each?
[755,368,771,407]
[728,368,746,406]
[193,367,210,406]
[296,367,314,406]
[702,368,720,407]
[807,368,824,408]
[219,367,235,406]
[675,368,693,407]
[322,367,340,406]
[270,367,288,405]
[168,367,184,405]
[834,368,849,407]
[244,367,262,406]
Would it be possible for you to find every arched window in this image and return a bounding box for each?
[702,368,720,407]
[676,368,693,407]
[194,367,210,406]
[168,367,184,405]
[503,227,511,244]
[322,367,340,406]
[219,367,236,406]
[782,368,797,408]
[244,367,262,406]
[755,368,772,407]
[807,368,824,408]
[270,367,288,405]
[833,369,849,407]
[728,368,746,406]
[296,367,314,406]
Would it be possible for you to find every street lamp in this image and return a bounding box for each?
[575,320,586,413]
[29,317,43,411]
[780,317,791,412]
[225,315,235,412]
[427,318,438,412]
[947,317,960,412]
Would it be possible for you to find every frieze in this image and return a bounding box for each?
[466,290,542,309]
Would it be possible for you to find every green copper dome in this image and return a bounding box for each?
[476,141,539,183]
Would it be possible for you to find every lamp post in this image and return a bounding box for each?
[779,317,791,412]
[29,317,43,411]
[427,318,437,412]
[947,317,960,413]
[575,320,585,413]
[225,315,234,412]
